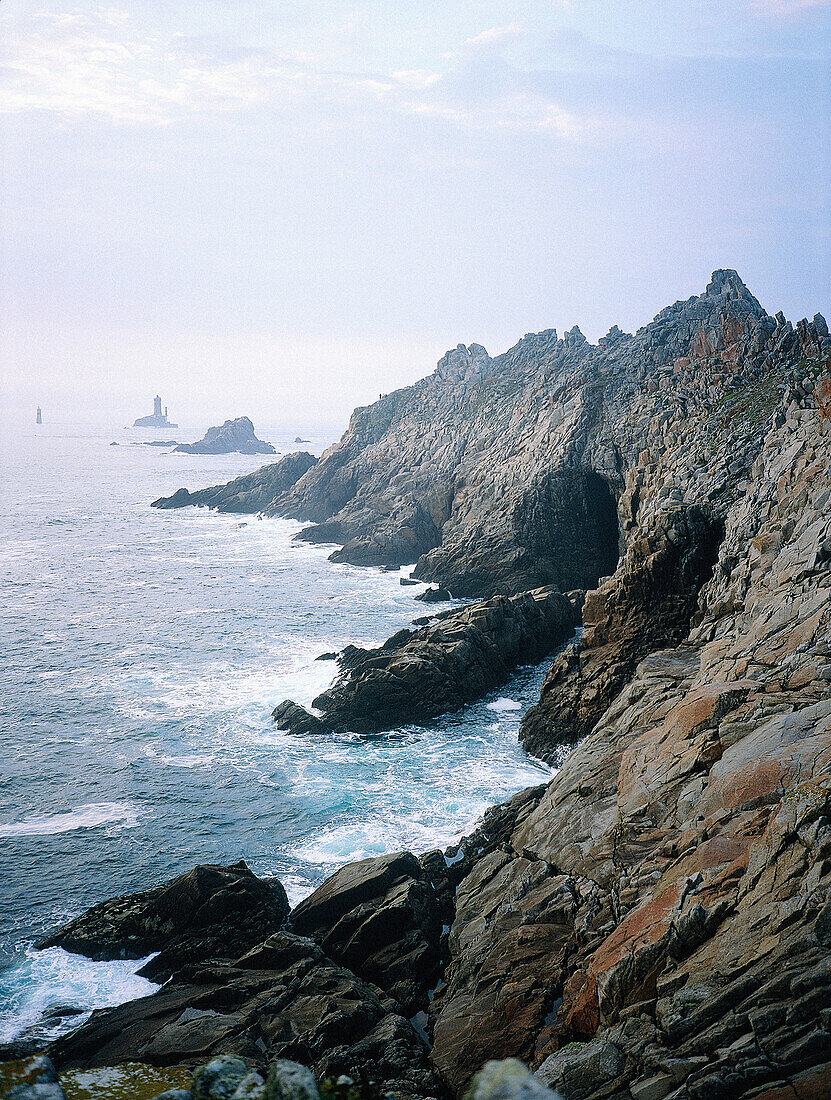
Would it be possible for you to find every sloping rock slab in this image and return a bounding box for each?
[37,862,289,984]
[152,453,316,512]
[47,933,441,1100]
[289,851,442,1016]
[274,588,576,735]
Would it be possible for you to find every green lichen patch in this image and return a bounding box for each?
[62,1062,192,1100]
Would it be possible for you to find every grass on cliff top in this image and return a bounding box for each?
[709,370,785,432]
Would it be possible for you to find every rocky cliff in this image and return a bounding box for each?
[29,272,831,1100]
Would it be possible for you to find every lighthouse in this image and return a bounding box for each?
[36,406,42,425]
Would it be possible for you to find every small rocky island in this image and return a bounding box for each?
[134,395,177,429]
[174,416,276,455]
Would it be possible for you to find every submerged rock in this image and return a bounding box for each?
[152,453,316,512]
[273,587,576,735]
[173,418,275,456]
[37,862,289,983]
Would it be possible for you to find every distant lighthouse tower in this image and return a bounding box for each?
[153,395,163,418]
[36,406,42,425]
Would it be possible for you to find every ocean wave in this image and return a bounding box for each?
[486,697,522,712]
[0,947,158,1045]
[0,802,141,838]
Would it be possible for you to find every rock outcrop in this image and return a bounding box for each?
[289,851,443,1016]
[47,933,441,1099]
[152,453,317,512]
[174,419,275,456]
[37,862,289,983]
[272,588,577,735]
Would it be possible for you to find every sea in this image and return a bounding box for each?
[0,417,558,1050]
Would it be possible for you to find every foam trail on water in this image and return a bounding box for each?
[0,802,140,838]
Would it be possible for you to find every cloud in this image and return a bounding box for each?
[749,0,830,15]
[0,8,603,145]
[463,24,525,48]
[0,9,309,123]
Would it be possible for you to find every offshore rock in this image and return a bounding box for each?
[36,862,289,983]
[289,851,442,1016]
[47,932,442,1099]
[152,453,316,512]
[174,418,275,456]
[273,588,576,735]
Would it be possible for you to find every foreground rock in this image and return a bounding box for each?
[289,852,443,1016]
[174,418,275,456]
[273,588,577,735]
[37,862,289,983]
[152,453,317,512]
[47,933,441,1099]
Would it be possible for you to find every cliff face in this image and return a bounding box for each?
[271,271,824,603]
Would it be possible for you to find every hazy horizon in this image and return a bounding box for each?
[2,0,829,429]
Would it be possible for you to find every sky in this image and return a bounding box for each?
[1,1,829,431]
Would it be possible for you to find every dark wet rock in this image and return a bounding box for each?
[289,851,443,1016]
[272,701,329,736]
[37,862,289,983]
[273,588,575,736]
[315,652,338,662]
[400,578,420,586]
[48,932,442,1099]
[174,418,275,456]
[152,453,316,512]
[415,588,452,604]
[152,1091,193,1100]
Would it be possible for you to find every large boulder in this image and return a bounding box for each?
[152,453,317,512]
[289,851,443,1015]
[37,862,289,983]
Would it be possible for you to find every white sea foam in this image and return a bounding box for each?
[486,697,522,712]
[0,948,158,1044]
[0,802,140,838]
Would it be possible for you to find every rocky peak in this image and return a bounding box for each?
[435,342,492,384]
[598,325,630,349]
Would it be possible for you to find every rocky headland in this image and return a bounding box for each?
[273,587,578,736]
[7,271,831,1100]
[174,418,276,456]
[152,452,317,512]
